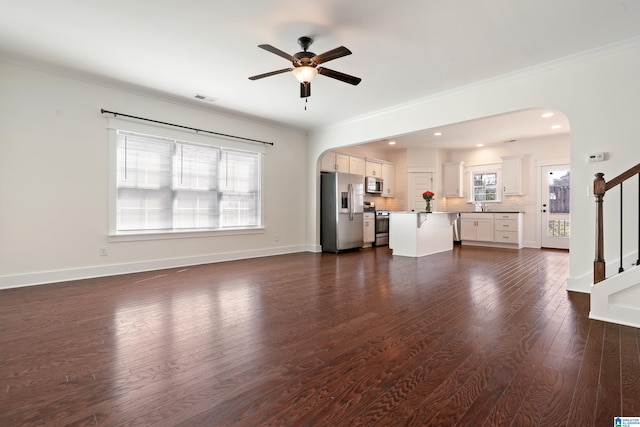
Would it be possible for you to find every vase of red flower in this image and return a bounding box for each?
[422,191,435,212]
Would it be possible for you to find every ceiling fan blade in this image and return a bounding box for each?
[300,82,311,98]
[248,68,293,80]
[258,44,297,63]
[317,67,362,85]
[312,46,352,64]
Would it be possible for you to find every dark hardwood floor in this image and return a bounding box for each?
[1,246,639,426]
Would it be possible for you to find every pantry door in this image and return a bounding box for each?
[541,165,571,249]
[408,172,434,211]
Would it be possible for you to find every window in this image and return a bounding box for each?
[115,130,262,234]
[471,171,499,202]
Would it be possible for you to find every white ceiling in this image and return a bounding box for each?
[2,1,639,149]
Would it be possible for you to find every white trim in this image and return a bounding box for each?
[0,245,308,290]
[108,227,265,242]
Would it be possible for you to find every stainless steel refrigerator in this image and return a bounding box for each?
[321,172,364,253]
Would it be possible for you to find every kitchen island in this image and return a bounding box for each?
[389,211,457,257]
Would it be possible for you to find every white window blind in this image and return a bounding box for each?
[115,130,262,233]
[117,133,173,230]
[173,142,220,229]
[219,149,261,228]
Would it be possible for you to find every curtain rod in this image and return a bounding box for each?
[100,109,274,146]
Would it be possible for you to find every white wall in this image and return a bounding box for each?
[0,62,308,288]
[308,38,640,293]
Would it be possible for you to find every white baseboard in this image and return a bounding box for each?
[0,245,308,290]
[589,309,640,329]
[567,273,592,293]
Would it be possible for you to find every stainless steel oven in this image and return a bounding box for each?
[375,210,389,246]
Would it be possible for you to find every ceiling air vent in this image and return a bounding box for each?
[194,94,217,103]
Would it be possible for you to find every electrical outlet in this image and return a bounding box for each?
[99,246,108,256]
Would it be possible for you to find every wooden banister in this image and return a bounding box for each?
[594,162,640,283]
[605,163,640,191]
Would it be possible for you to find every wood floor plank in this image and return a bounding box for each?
[566,319,606,426]
[620,325,640,416]
[595,322,622,424]
[1,246,638,426]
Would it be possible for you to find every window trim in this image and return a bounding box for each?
[107,117,265,239]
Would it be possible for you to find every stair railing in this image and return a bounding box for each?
[593,162,640,283]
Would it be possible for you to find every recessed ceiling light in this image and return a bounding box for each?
[434,132,442,136]
[388,140,396,145]
[542,112,554,118]
[476,143,484,147]
[551,124,562,129]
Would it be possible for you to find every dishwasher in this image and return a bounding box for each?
[453,212,461,244]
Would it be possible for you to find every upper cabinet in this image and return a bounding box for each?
[365,160,382,177]
[349,156,366,176]
[381,163,395,197]
[442,161,464,197]
[321,152,355,173]
[322,154,394,197]
[501,156,523,195]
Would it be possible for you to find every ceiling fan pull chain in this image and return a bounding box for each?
[304,98,308,111]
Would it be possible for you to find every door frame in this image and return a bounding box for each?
[536,159,570,249]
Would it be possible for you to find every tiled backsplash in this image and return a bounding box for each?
[363,195,405,211]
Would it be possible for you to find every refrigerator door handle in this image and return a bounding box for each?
[348,183,354,220]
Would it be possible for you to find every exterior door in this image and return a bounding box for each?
[408,172,434,211]
[541,165,570,249]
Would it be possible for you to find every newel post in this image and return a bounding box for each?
[594,172,606,283]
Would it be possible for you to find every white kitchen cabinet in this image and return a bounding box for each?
[493,212,523,248]
[365,160,382,177]
[460,213,494,242]
[381,163,395,197]
[320,152,350,172]
[501,156,523,195]
[442,161,464,197]
[349,156,366,176]
[363,212,375,245]
[461,212,523,248]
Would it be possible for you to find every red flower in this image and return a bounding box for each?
[422,191,435,200]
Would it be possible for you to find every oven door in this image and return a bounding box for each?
[375,213,389,246]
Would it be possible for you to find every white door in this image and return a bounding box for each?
[408,172,434,211]
[541,165,570,249]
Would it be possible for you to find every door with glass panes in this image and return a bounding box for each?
[541,165,570,249]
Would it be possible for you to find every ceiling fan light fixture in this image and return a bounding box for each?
[292,66,318,83]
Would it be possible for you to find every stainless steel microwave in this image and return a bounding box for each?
[365,176,383,194]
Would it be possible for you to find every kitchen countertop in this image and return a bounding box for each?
[388,210,524,214]
[459,211,523,214]
[391,211,453,214]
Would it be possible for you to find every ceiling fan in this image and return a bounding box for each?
[248,36,361,98]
